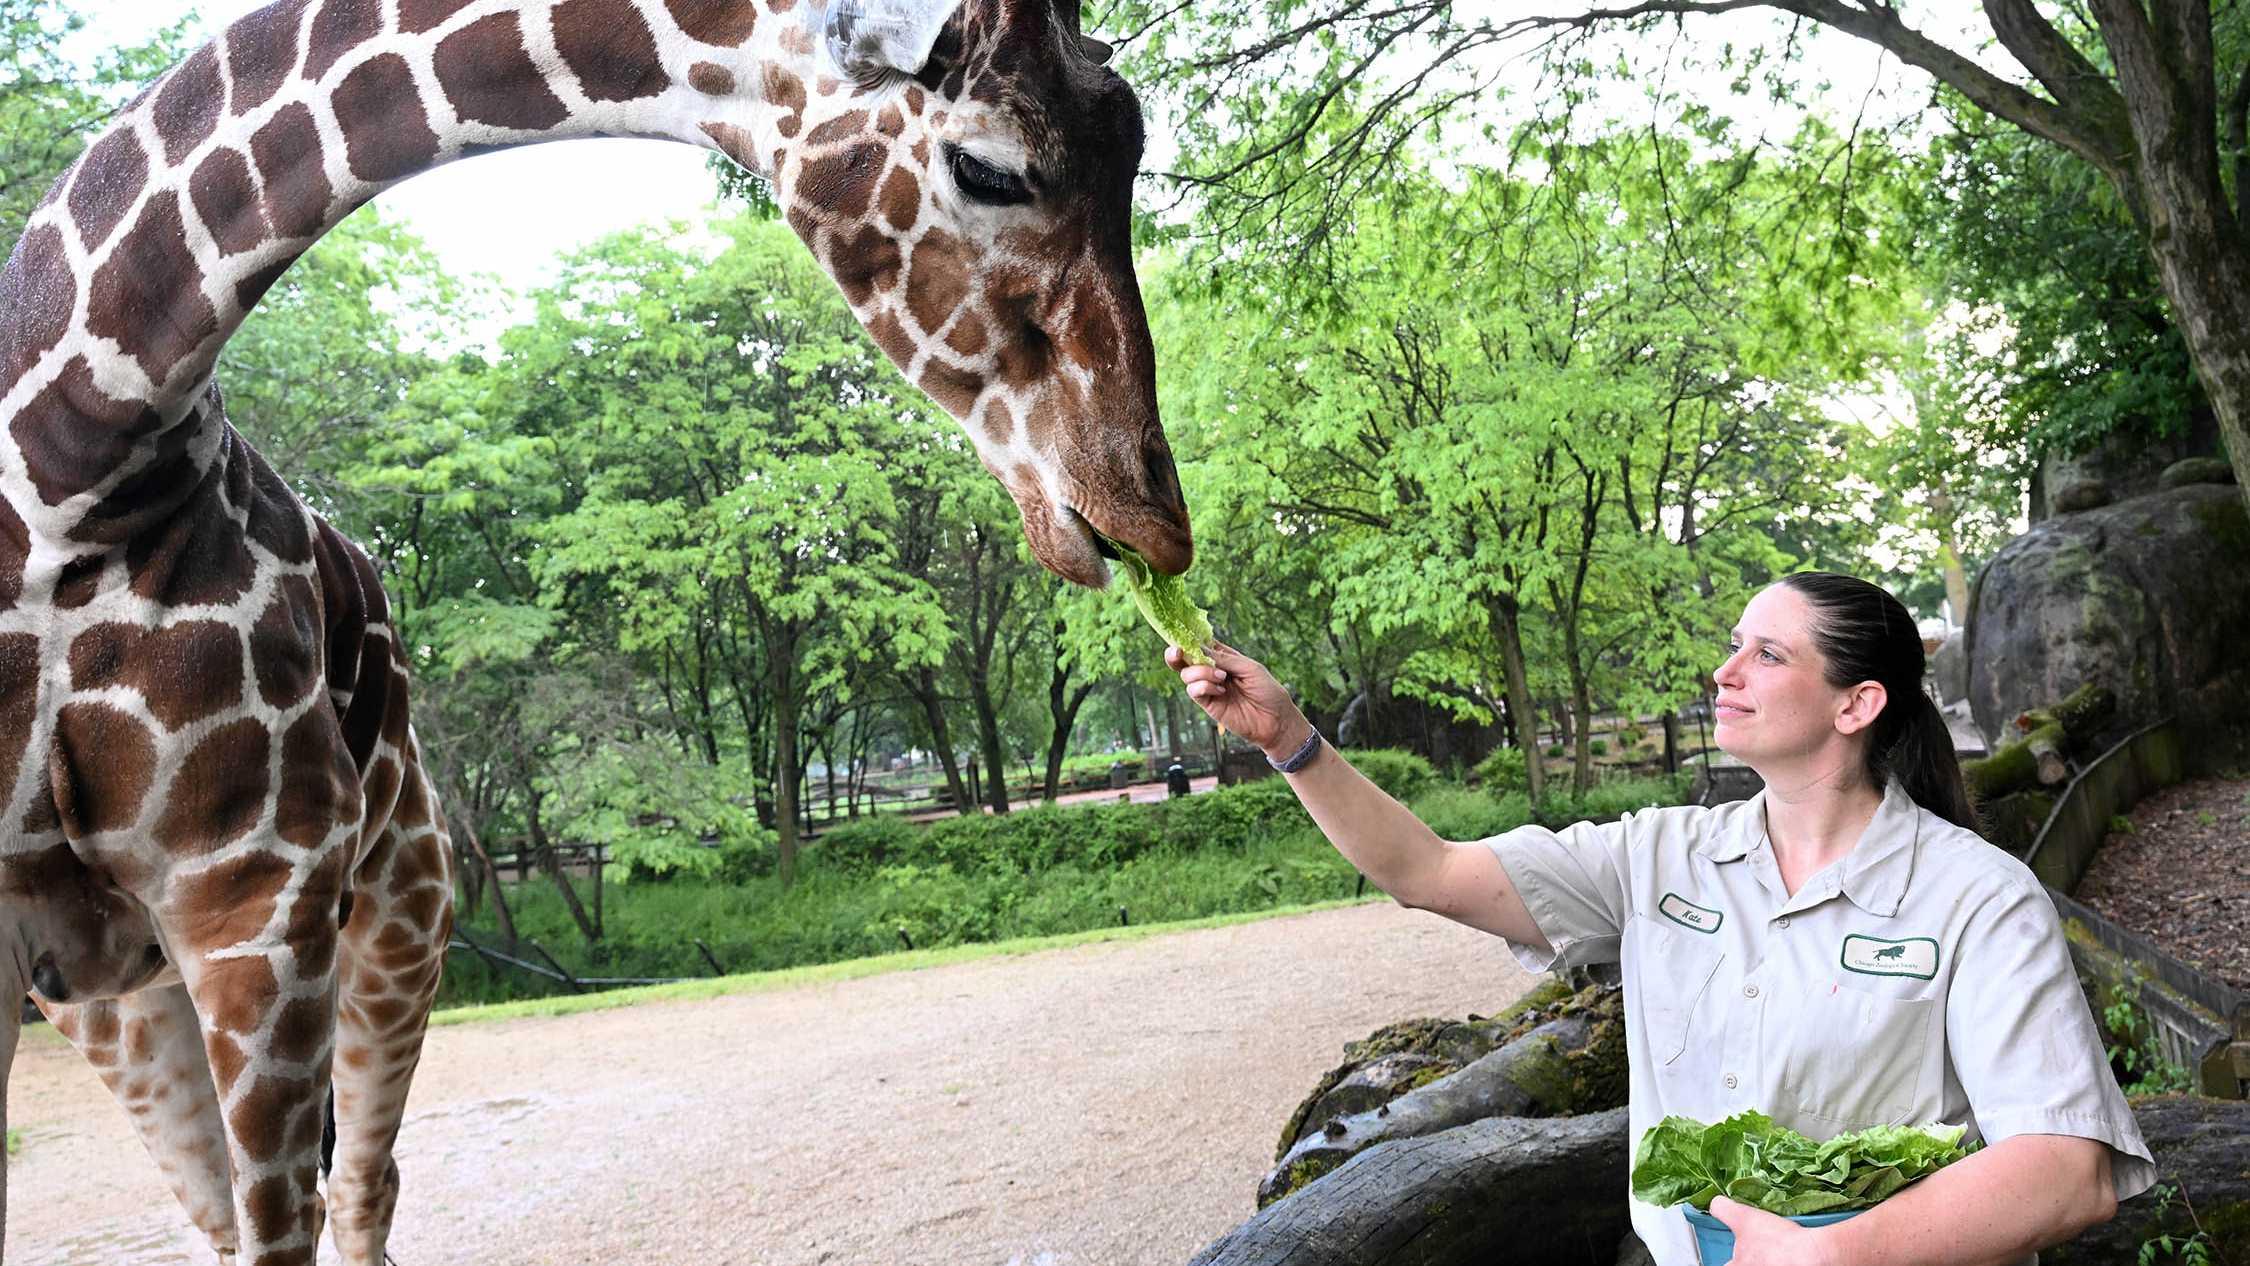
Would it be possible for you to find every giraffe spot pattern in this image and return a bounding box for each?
[268,994,328,1065]
[0,497,24,612]
[243,449,314,564]
[397,0,476,34]
[52,553,102,609]
[53,702,158,835]
[876,104,904,138]
[69,620,246,731]
[554,0,671,103]
[74,411,207,545]
[335,55,441,183]
[68,129,150,254]
[0,635,37,807]
[250,575,322,710]
[86,192,215,385]
[919,357,985,417]
[799,141,884,225]
[906,231,971,336]
[688,62,735,96]
[304,0,381,82]
[826,218,900,306]
[945,311,987,356]
[153,45,224,167]
[878,165,920,231]
[277,712,355,849]
[437,14,570,132]
[699,122,760,172]
[10,355,162,507]
[124,465,257,607]
[251,103,332,237]
[154,720,270,853]
[0,224,72,381]
[764,65,806,137]
[665,0,757,47]
[224,2,308,114]
[189,147,268,258]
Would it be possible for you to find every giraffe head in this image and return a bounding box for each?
[768,0,1189,588]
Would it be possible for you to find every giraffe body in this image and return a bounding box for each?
[0,1,1186,1261]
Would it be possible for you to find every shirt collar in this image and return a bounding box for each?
[1694,780,1922,917]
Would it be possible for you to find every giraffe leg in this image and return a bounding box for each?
[170,845,347,1266]
[42,987,239,1259]
[325,781,452,1265]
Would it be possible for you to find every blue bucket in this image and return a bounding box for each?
[1679,1204,1862,1264]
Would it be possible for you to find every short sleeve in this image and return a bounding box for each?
[1945,881,2158,1201]
[1483,815,1635,973]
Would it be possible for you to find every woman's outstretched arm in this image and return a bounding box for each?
[1170,642,1549,948]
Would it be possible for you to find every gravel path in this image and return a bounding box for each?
[6,902,1534,1265]
[2075,772,2250,994]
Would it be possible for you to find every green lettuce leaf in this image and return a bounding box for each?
[1630,1112,1975,1216]
[1109,543,1214,666]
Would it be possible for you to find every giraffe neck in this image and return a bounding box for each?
[0,0,834,550]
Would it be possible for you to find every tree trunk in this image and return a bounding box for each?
[1043,642,1096,805]
[773,666,802,888]
[528,794,599,946]
[1262,1003,1626,1207]
[1663,710,1680,775]
[458,815,517,949]
[969,662,1011,816]
[1486,594,1546,802]
[1190,1110,1632,1266]
[908,666,971,813]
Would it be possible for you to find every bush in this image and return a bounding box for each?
[1621,725,1648,749]
[1343,748,1437,799]
[1472,747,1524,792]
[1411,784,1534,841]
[1589,739,1608,756]
[1545,744,1565,758]
[809,815,918,874]
[1535,772,1694,828]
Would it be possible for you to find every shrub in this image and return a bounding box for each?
[1411,785,1535,841]
[810,815,918,874]
[1621,725,1648,748]
[1345,748,1438,799]
[1545,744,1565,758]
[1589,739,1609,756]
[1475,747,1529,793]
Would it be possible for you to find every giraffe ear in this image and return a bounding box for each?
[1079,35,1114,65]
[822,0,961,79]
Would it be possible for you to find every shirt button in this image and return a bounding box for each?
[1743,983,1759,999]
[1724,1074,1739,1090]
[1777,917,1791,930]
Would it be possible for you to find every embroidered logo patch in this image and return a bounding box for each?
[1840,934,1939,979]
[1658,892,1723,934]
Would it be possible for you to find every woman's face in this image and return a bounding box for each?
[1711,585,1855,765]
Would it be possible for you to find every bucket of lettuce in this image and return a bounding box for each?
[1631,1110,1977,1265]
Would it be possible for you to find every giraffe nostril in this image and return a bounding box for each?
[31,956,67,1002]
[1142,437,1180,504]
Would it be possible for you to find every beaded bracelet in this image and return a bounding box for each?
[1267,727,1324,774]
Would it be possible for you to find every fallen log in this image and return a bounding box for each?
[1259,988,1626,1206]
[1193,1109,1632,1266]
[2012,682,2116,747]
[2044,1094,2250,1265]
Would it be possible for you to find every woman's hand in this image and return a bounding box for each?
[1167,641,1312,761]
[1708,1196,1846,1266]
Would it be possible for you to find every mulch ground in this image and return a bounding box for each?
[2074,772,2250,997]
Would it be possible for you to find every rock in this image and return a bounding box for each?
[1191,1110,1633,1266]
[2044,1095,2250,1264]
[1273,978,1578,1166]
[2051,480,2114,513]
[1965,484,2250,767]
[2159,456,2236,489]
[1613,1232,1657,1266]
[1259,987,1628,1207]
[1931,634,1969,703]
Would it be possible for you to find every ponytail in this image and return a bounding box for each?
[1780,573,1979,832]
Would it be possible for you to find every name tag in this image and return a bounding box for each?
[1658,892,1723,934]
[1840,934,1939,980]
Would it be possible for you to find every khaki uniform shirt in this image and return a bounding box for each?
[1486,780,2156,1266]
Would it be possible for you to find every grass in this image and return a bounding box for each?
[433,895,1386,1025]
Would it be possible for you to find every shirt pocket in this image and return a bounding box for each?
[1628,914,1724,1067]
[1778,982,1936,1128]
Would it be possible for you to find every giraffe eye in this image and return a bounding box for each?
[947,146,1032,206]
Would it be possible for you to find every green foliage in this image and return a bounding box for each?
[1475,747,1528,793]
[2137,1182,2218,1266]
[1630,1110,1975,1216]
[1410,784,1534,842]
[1588,739,1608,757]
[1340,749,1437,800]
[2101,986,2196,1097]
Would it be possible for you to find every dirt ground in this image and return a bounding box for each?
[2075,771,2250,995]
[6,902,1533,1265]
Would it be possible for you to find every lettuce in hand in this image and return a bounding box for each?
[1108,543,1214,667]
[1630,1110,1975,1217]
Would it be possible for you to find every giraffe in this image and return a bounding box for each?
[0,0,1188,1262]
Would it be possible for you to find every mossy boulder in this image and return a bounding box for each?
[1966,484,2250,769]
[2044,1095,2250,1265]
[2159,456,2236,489]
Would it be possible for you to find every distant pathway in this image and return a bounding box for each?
[7,902,1534,1265]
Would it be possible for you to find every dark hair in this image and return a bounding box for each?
[1779,572,1978,831]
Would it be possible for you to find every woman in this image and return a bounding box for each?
[1170,573,2152,1266]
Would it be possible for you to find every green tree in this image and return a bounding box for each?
[1,1,188,248]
